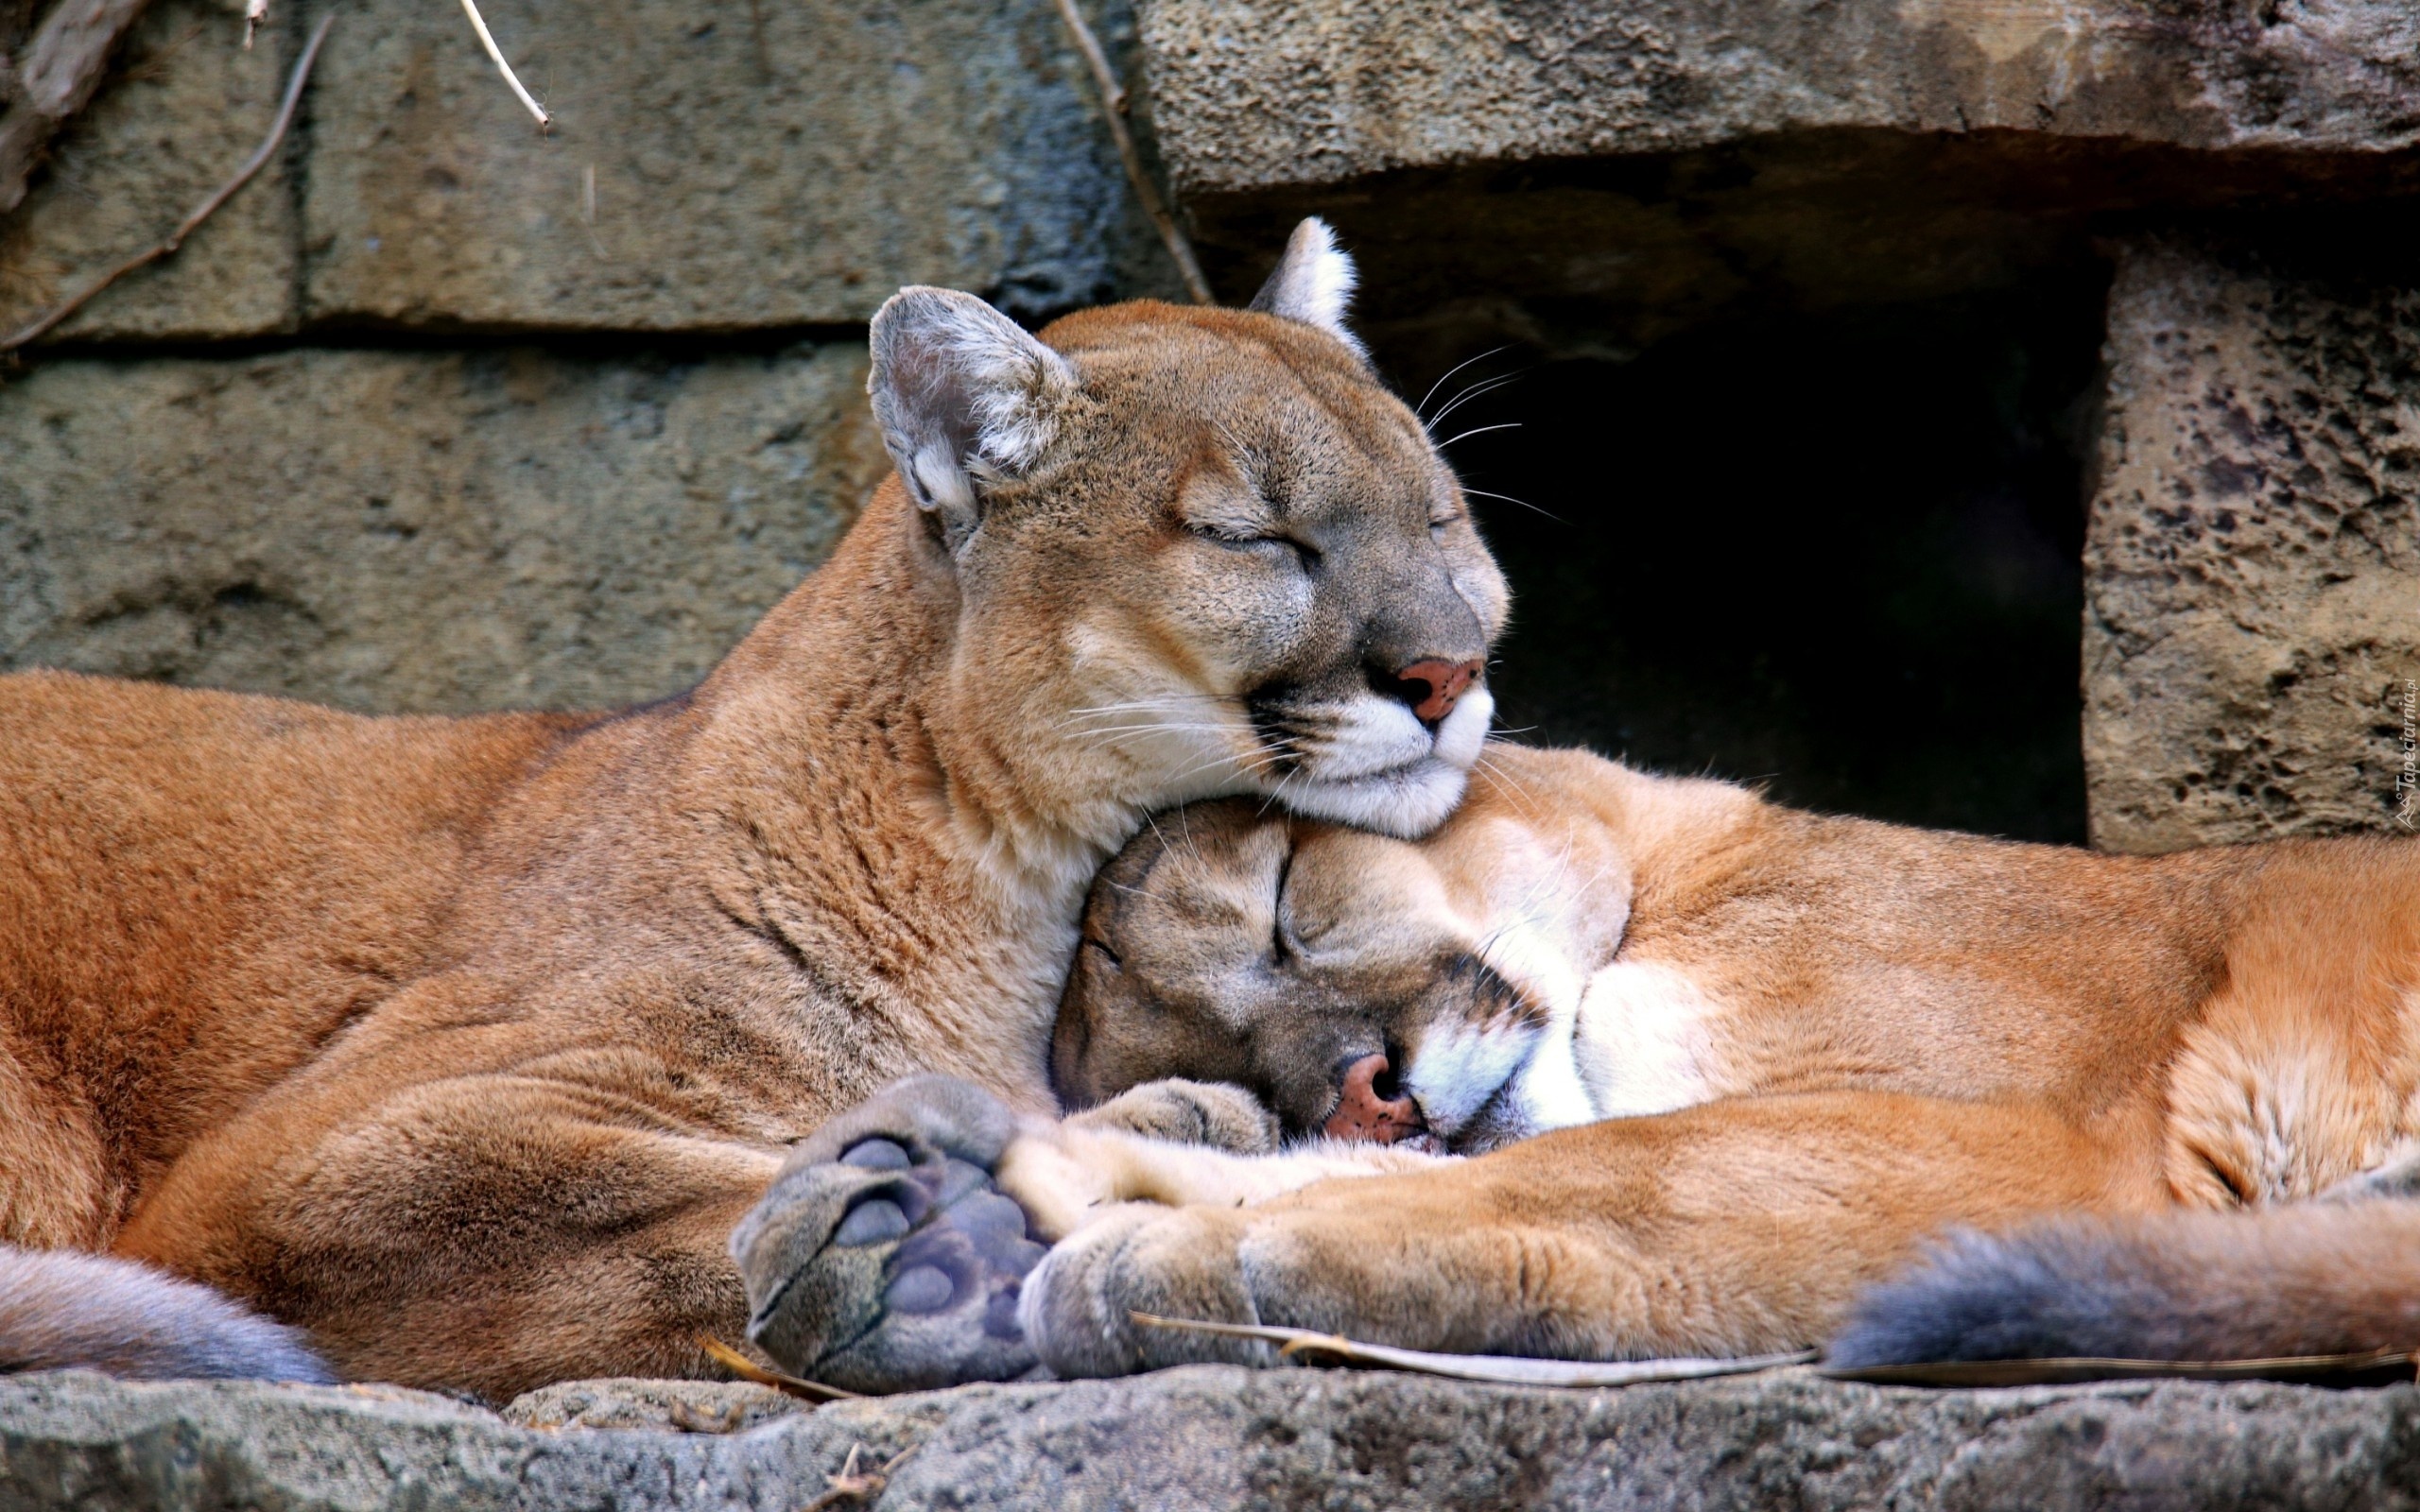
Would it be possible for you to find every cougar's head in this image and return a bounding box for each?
[868,218,1508,842]
[1051,751,1636,1153]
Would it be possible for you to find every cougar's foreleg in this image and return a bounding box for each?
[1018,1091,2137,1377]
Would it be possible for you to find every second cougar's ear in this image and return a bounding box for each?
[868,287,1079,555]
[1248,217,1367,362]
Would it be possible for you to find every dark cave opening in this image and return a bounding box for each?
[1402,267,2111,844]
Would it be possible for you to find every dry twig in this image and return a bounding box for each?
[1131,1313,1815,1387]
[457,0,547,131]
[694,1332,861,1402]
[1132,1313,2420,1390]
[1048,0,1210,305]
[0,0,151,213]
[0,8,329,353]
[802,1443,915,1512]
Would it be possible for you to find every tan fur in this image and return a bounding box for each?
[997,743,2420,1375]
[0,266,1509,1400]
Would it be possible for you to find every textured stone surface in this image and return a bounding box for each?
[502,1378,805,1435]
[2083,231,2420,852]
[0,0,296,342]
[0,341,887,713]
[0,0,1177,343]
[297,0,1158,331]
[3,1366,2419,1510]
[1141,0,2420,198]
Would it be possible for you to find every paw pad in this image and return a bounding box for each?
[733,1079,1049,1394]
[840,1139,913,1171]
[885,1264,957,1314]
[831,1198,911,1247]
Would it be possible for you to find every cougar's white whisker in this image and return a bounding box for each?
[1415,346,1510,422]
[1461,487,1562,523]
[1435,422,1522,449]
[1424,373,1520,433]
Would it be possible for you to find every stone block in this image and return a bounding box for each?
[2083,232,2420,852]
[298,0,1150,331]
[0,0,297,343]
[0,341,888,713]
[1141,0,2420,199]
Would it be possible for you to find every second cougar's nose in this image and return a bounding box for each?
[1322,1053,1426,1143]
[1378,658,1483,727]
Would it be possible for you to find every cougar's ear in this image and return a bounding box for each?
[868,287,1079,553]
[1248,217,1366,361]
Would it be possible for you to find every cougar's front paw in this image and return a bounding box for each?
[730,1075,1048,1393]
[1071,1079,1281,1152]
[1018,1205,1275,1378]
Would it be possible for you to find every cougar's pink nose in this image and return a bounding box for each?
[1322,1053,1426,1144]
[1393,659,1482,726]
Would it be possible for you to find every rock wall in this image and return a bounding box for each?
[2,0,2419,1504]
[0,0,1169,713]
[1,0,1167,342]
[0,343,885,712]
[2083,231,2420,852]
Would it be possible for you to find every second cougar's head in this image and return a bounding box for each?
[1053,752,1640,1154]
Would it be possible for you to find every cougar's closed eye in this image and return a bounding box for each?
[1187,520,1316,568]
[1270,849,1300,964]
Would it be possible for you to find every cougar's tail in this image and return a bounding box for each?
[0,1246,336,1382]
[1827,1201,2420,1367]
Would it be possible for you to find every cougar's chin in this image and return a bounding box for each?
[1253,685,1494,839]
[1270,758,1471,839]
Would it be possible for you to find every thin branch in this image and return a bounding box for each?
[1054,0,1123,113]
[1130,1314,2420,1391]
[1049,0,1211,305]
[457,0,547,131]
[801,1444,915,1512]
[0,0,152,214]
[693,1332,860,1402]
[1131,1313,1815,1387]
[0,9,329,353]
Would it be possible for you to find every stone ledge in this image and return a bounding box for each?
[2,1366,2415,1510]
[1138,0,2420,347]
[1139,0,2420,200]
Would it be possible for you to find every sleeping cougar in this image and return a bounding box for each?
[746,740,2419,1387]
[0,220,1509,1399]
